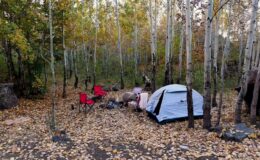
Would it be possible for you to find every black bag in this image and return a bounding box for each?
[107,99,122,109]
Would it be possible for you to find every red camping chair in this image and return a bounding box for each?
[93,85,107,98]
[79,92,95,114]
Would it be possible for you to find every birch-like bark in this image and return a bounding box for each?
[250,61,260,124]
[81,0,89,90]
[62,11,67,98]
[255,40,260,68]
[83,45,89,90]
[235,0,259,123]
[164,0,172,85]
[177,3,184,84]
[212,0,223,108]
[216,1,231,126]
[49,0,56,130]
[169,0,175,84]
[203,0,213,129]
[115,0,124,89]
[134,4,138,83]
[185,0,194,128]
[251,27,257,69]
[105,0,110,79]
[238,26,244,84]
[149,0,157,92]
[73,47,78,89]
[154,0,158,60]
[93,0,99,89]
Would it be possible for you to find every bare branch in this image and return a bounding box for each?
[210,0,231,22]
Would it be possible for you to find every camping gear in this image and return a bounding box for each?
[79,92,95,114]
[139,93,149,110]
[122,92,137,105]
[93,85,107,98]
[146,84,203,124]
[106,98,123,109]
[133,87,142,95]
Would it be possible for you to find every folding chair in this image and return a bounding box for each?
[79,92,95,114]
[93,85,107,98]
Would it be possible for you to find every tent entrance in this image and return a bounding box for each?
[153,90,165,115]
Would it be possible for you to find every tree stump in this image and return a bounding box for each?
[0,83,18,109]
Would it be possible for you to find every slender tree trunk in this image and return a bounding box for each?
[149,0,157,93]
[203,0,213,129]
[169,0,175,84]
[255,40,260,68]
[164,0,172,85]
[235,0,259,124]
[250,63,260,124]
[62,14,67,98]
[251,30,257,69]
[154,0,158,61]
[68,51,73,79]
[134,5,138,84]
[84,45,89,90]
[81,1,88,90]
[185,0,194,128]
[238,27,244,85]
[216,1,231,126]
[212,0,223,108]
[73,48,78,89]
[105,45,109,79]
[49,0,56,130]
[115,0,124,89]
[93,0,99,89]
[177,3,184,84]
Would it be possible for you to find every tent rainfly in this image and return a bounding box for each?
[146,84,203,124]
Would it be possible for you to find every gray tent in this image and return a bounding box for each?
[146,84,203,124]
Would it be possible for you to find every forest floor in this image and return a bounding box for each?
[0,86,260,160]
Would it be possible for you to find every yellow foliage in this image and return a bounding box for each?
[32,76,44,89]
[8,29,30,53]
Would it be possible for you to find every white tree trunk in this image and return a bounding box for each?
[203,0,213,129]
[169,0,175,84]
[217,1,232,126]
[235,0,259,123]
[149,0,157,92]
[164,0,172,85]
[238,26,244,84]
[185,0,194,128]
[93,0,99,88]
[178,3,185,84]
[62,11,67,98]
[212,0,223,108]
[250,60,260,124]
[73,45,79,89]
[255,40,260,68]
[134,4,138,83]
[49,0,56,130]
[115,0,124,89]
[154,0,158,59]
[251,26,257,69]
[81,0,89,90]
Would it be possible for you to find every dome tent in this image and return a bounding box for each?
[146,84,203,124]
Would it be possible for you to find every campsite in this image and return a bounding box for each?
[0,86,259,159]
[1,0,260,159]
